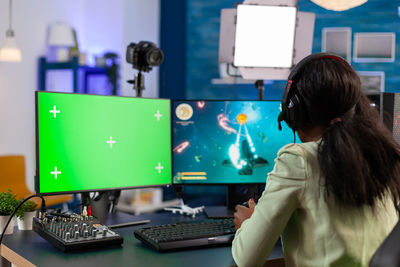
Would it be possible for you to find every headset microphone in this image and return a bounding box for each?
[277,112,284,131]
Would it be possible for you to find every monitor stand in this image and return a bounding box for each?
[81,191,117,224]
[204,184,264,219]
[81,191,151,227]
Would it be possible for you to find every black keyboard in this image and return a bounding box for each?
[134,218,236,251]
[33,214,123,252]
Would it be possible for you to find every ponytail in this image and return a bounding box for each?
[318,95,400,208]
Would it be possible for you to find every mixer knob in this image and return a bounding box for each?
[83,230,89,238]
[92,229,97,237]
[75,231,80,239]
[65,232,70,241]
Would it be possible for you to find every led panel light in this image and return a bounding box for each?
[233,5,297,68]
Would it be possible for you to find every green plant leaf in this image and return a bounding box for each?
[15,199,37,219]
[0,189,19,216]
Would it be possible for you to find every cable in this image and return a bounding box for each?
[9,0,12,31]
[226,63,241,78]
[0,194,46,245]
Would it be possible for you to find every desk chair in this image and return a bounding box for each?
[369,218,400,267]
[0,155,72,208]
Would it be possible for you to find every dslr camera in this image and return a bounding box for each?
[126,41,164,72]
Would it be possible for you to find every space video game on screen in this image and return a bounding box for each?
[172,100,295,184]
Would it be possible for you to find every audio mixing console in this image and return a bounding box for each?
[33,213,123,252]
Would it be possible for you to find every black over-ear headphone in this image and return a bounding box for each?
[277,52,347,131]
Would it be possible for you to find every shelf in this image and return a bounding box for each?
[322,27,351,62]
[353,32,396,63]
[38,56,109,94]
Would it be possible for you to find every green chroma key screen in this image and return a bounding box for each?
[36,91,172,194]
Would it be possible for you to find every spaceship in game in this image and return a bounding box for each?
[222,113,269,175]
[222,139,269,175]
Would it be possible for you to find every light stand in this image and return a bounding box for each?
[255,80,264,100]
[127,71,145,97]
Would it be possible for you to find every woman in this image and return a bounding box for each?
[232,53,400,267]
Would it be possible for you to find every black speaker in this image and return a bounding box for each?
[382,92,400,144]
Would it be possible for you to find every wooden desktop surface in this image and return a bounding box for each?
[1,212,283,267]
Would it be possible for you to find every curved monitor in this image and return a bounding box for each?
[35,91,171,195]
[172,100,295,185]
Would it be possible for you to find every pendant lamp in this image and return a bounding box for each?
[0,0,22,62]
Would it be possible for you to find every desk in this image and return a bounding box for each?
[1,212,283,267]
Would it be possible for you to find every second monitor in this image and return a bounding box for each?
[36,91,172,195]
[172,100,295,185]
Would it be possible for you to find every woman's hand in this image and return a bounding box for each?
[233,199,256,230]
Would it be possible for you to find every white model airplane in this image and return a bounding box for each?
[164,199,205,218]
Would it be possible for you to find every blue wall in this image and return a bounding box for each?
[160,0,400,198]
[184,0,400,100]
[159,0,187,99]
[186,0,264,100]
[299,0,400,93]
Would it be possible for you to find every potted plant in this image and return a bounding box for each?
[16,199,37,230]
[0,190,18,235]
